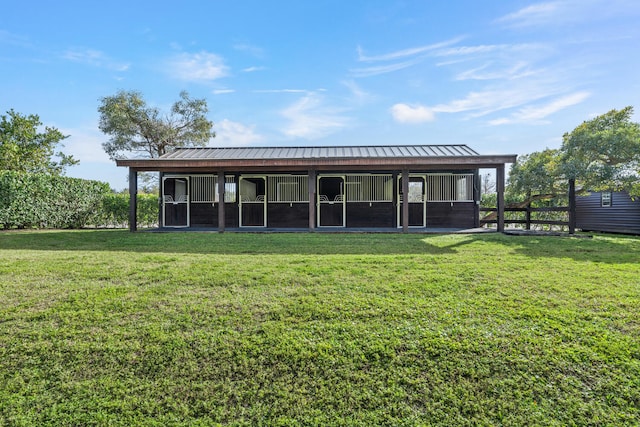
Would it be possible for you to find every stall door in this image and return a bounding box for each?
[399,176,426,227]
[240,176,266,227]
[318,176,345,227]
[163,176,189,227]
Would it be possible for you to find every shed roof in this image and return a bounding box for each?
[116,144,516,172]
[159,144,480,160]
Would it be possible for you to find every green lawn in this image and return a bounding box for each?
[1,230,639,426]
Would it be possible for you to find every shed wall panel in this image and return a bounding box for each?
[576,192,640,235]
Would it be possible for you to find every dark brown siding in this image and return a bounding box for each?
[426,202,476,228]
[346,203,395,228]
[576,192,640,235]
[267,203,309,228]
[190,203,238,228]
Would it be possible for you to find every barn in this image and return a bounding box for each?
[116,144,516,232]
[576,191,640,235]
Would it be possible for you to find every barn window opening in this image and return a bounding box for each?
[601,192,612,207]
[345,174,393,202]
[426,174,474,202]
[267,175,309,202]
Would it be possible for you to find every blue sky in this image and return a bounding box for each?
[2,0,639,190]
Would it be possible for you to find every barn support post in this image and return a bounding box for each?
[496,164,505,233]
[473,170,481,228]
[401,169,409,233]
[308,169,316,230]
[128,168,138,232]
[218,171,226,233]
[568,178,576,234]
[158,172,164,228]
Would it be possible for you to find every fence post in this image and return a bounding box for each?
[568,178,576,234]
[526,202,531,230]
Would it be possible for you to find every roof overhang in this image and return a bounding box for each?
[116,154,517,172]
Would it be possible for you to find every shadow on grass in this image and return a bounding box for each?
[1,229,638,262]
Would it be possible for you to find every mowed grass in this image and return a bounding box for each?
[0,230,639,426]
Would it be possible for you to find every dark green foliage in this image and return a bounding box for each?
[0,109,78,174]
[98,90,214,160]
[0,171,159,229]
[98,192,159,228]
[0,171,109,229]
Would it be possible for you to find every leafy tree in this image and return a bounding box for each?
[505,106,640,203]
[485,107,640,224]
[0,109,78,174]
[561,106,640,197]
[98,90,215,160]
[507,149,565,203]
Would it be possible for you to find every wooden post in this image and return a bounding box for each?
[568,178,576,234]
[218,172,225,233]
[473,170,480,228]
[128,168,138,232]
[308,170,316,230]
[158,172,164,228]
[496,165,505,233]
[526,200,531,230]
[402,169,409,233]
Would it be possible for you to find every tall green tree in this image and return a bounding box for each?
[506,106,640,202]
[0,109,78,174]
[561,106,640,197]
[98,90,215,160]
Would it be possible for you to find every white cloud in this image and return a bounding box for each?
[357,37,463,62]
[455,61,539,81]
[489,91,591,125]
[350,59,420,77]
[342,80,373,103]
[390,103,435,124]
[168,51,229,82]
[242,66,266,73]
[212,89,235,95]
[434,43,543,58]
[352,37,464,77]
[493,1,635,29]
[495,2,560,27]
[62,48,130,71]
[254,89,309,94]
[281,93,349,139]
[213,119,263,146]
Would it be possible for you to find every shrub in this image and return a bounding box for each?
[98,192,159,228]
[0,171,110,229]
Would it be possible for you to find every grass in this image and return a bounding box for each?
[0,230,639,426]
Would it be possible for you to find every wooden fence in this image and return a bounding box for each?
[480,206,572,230]
[480,179,577,233]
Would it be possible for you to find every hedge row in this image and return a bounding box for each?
[0,171,158,229]
[97,192,159,229]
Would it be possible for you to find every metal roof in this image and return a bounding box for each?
[159,144,480,160]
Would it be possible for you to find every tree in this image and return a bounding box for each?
[506,107,640,202]
[507,149,565,203]
[98,90,215,160]
[0,109,78,174]
[485,107,640,224]
[561,106,640,197]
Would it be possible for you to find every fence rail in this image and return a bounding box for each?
[480,206,571,230]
